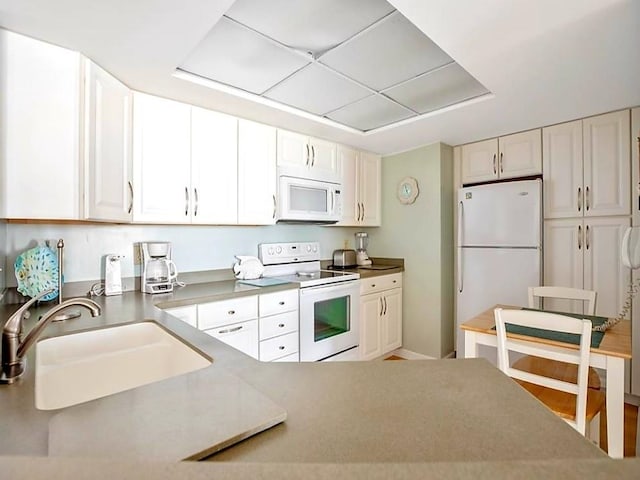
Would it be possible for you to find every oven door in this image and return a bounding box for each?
[299,280,360,361]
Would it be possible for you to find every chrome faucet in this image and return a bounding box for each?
[1,290,101,384]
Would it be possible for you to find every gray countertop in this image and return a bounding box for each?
[0,272,611,473]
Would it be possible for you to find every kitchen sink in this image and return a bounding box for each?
[35,322,212,410]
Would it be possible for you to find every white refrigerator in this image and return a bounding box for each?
[456,179,542,358]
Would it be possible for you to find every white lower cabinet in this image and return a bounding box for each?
[258,290,299,362]
[164,289,300,362]
[359,273,403,361]
[163,305,197,328]
[198,296,259,359]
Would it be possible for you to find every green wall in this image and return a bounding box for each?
[366,143,454,358]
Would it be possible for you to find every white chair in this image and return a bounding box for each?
[514,286,601,390]
[494,308,604,438]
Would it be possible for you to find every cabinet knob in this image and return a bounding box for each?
[392,280,397,283]
[278,345,285,350]
[228,310,235,315]
[278,301,285,305]
[278,323,285,328]
[371,284,376,288]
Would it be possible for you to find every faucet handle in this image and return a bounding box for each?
[3,288,55,337]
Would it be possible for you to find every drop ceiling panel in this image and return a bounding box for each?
[180,17,310,95]
[225,0,395,54]
[319,12,453,91]
[326,95,415,132]
[385,63,490,114]
[264,64,372,116]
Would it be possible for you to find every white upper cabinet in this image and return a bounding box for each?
[543,110,630,219]
[276,129,339,183]
[133,93,192,223]
[1,29,82,219]
[461,129,542,184]
[190,107,238,224]
[238,120,277,225]
[84,61,133,222]
[336,146,381,226]
[582,110,631,217]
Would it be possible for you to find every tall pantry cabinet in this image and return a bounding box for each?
[542,110,631,317]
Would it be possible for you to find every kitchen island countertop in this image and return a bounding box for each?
[0,274,608,468]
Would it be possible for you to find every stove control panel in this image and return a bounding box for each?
[259,242,320,265]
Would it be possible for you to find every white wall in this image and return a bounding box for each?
[5,223,361,285]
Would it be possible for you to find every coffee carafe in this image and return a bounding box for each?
[140,242,178,294]
[355,232,372,266]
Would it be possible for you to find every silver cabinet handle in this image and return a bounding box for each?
[278,301,285,305]
[586,186,590,211]
[127,181,133,214]
[379,297,384,316]
[185,187,189,216]
[493,154,497,175]
[218,325,242,334]
[586,224,590,250]
[305,144,310,166]
[278,345,286,350]
[272,194,277,219]
[278,323,285,328]
[311,145,315,166]
[578,225,582,250]
[357,203,361,222]
[228,310,236,315]
[577,187,582,212]
[383,297,387,316]
[499,152,503,174]
[194,187,199,217]
[362,203,365,222]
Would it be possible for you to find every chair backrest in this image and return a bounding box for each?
[528,286,597,315]
[494,308,592,434]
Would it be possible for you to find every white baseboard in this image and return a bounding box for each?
[389,348,435,360]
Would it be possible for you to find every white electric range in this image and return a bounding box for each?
[259,242,360,361]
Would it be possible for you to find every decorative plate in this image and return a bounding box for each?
[397,176,419,204]
[14,246,59,301]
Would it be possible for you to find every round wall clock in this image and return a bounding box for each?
[397,177,419,204]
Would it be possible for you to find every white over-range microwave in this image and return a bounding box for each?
[277,175,342,224]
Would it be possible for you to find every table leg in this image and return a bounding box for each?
[605,356,625,458]
[464,330,479,358]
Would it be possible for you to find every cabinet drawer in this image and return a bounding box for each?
[259,310,298,341]
[197,296,258,330]
[259,289,298,317]
[260,331,299,362]
[360,273,402,295]
[272,352,299,362]
[203,319,259,359]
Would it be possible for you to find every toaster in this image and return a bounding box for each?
[332,249,357,268]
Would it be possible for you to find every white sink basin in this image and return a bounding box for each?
[35,322,212,410]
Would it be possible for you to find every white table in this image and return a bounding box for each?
[461,305,632,459]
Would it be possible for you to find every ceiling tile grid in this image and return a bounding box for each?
[178,0,490,132]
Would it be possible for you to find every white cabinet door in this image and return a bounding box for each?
[583,217,630,318]
[190,107,238,224]
[133,93,191,223]
[238,120,276,224]
[204,319,259,359]
[360,293,382,361]
[276,130,308,169]
[309,137,338,182]
[498,129,542,180]
[381,288,402,353]
[84,61,133,222]
[359,152,381,226]
[542,120,583,219]
[583,110,631,217]
[1,29,82,219]
[336,146,358,226]
[543,218,585,314]
[461,138,498,184]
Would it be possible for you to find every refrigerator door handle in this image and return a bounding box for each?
[458,200,464,293]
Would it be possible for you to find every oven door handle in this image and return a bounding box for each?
[299,281,360,295]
